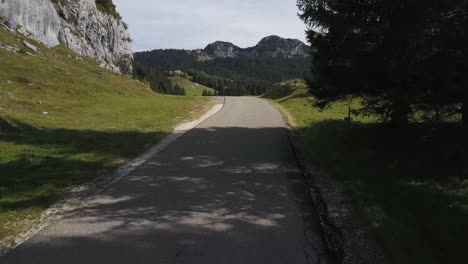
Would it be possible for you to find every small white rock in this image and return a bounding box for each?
[22,41,38,52]
[42,112,48,115]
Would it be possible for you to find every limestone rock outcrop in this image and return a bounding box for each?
[0,0,133,74]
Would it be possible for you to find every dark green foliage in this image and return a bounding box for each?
[122,22,129,30]
[134,49,309,96]
[95,0,121,20]
[301,121,468,264]
[274,83,468,264]
[172,85,187,96]
[295,1,468,262]
[187,69,271,96]
[133,63,171,94]
[51,0,66,7]
[201,89,215,97]
[133,63,187,96]
[297,0,466,127]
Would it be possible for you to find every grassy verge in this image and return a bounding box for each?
[267,80,468,264]
[0,27,213,244]
[169,76,216,97]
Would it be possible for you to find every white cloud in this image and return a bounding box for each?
[113,0,307,51]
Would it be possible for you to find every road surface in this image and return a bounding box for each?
[1,97,329,264]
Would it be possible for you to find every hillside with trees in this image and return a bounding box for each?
[134,36,310,96]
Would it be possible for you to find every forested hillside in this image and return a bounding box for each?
[134,36,310,96]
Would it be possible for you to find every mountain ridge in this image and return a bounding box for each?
[201,36,309,59]
[145,36,309,60]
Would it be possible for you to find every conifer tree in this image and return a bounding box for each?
[298,0,465,127]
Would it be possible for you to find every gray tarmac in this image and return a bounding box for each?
[1,97,328,264]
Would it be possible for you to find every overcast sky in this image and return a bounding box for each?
[113,0,307,51]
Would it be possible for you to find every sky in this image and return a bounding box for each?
[113,0,308,51]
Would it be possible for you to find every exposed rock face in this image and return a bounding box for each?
[0,0,133,74]
[204,41,243,58]
[249,35,309,58]
[201,35,309,60]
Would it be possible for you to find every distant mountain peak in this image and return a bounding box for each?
[206,41,238,47]
[201,36,309,60]
[253,36,309,58]
[258,35,283,43]
[204,41,242,58]
[257,35,305,47]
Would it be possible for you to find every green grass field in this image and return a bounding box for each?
[169,76,216,97]
[267,80,468,264]
[0,27,212,245]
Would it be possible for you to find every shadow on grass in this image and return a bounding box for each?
[298,119,468,264]
[0,119,170,212]
[262,85,297,100]
[1,126,329,264]
[276,93,311,104]
[262,87,311,104]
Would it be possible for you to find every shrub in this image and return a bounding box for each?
[95,0,121,20]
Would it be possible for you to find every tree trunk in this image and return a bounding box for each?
[462,90,468,177]
[463,92,468,129]
[391,94,410,128]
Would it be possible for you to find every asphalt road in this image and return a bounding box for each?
[2,97,329,264]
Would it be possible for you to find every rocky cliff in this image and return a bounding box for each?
[248,35,309,58]
[201,36,309,60]
[0,0,133,74]
[204,41,243,58]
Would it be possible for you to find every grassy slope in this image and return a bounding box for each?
[267,80,468,264]
[0,27,212,244]
[169,76,215,97]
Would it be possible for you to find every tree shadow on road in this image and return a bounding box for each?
[0,119,169,219]
[2,126,330,264]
